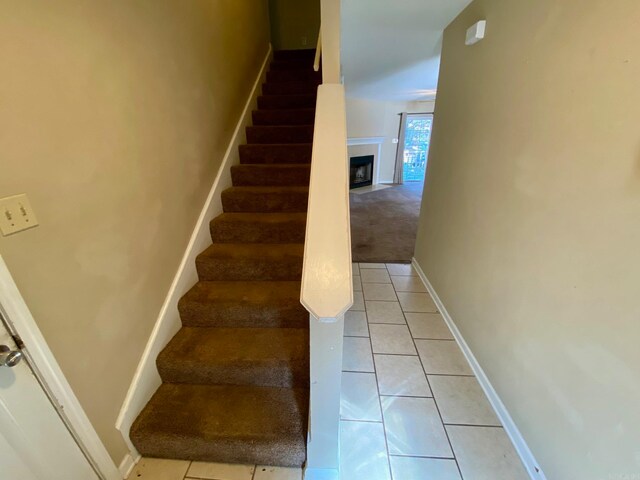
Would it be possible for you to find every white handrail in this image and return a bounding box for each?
[300,84,352,320]
[301,84,352,480]
[314,29,322,72]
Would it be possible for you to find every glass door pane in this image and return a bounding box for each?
[402,114,433,182]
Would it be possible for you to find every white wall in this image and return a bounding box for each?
[346,97,435,183]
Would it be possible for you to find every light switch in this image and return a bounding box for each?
[0,194,39,236]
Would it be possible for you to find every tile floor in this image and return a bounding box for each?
[128,263,529,480]
[340,263,530,480]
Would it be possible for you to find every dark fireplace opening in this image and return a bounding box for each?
[350,155,374,189]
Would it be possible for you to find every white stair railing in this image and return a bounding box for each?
[302,3,350,478]
[301,83,352,480]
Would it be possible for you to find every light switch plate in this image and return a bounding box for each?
[0,194,39,236]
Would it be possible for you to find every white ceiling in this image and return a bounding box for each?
[341,0,472,101]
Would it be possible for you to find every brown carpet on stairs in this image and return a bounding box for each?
[130,48,317,468]
[350,182,424,263]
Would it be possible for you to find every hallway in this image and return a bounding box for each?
[341,263,529,480]
[350,184,424,264]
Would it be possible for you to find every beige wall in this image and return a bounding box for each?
[346,97,435,182]
[269,0,320,50]
[0,0,270,463]
[415,0,640,478]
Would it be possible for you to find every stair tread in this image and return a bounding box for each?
[211,212,307,223]
[130,383,307,466]
[231,164,311,187]
[178,281,307,329]
[198,242,304,261]
[158,327,309,376]
[181,280,303,304]
[258,94,316,110]
[224,186,310,193]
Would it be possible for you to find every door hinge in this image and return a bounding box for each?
[12,333,25,350]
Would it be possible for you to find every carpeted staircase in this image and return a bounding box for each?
[130,49,319,468]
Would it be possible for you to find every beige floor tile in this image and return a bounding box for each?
[340,421,391,480]
[186,461,254,480]
[416,340,473,375]
[353,275,362,292]
[344,311,369,337]
[390,275,427,292]
[352,262,360,275]
[253,466,302,480]
[370,324,417,355]
[363,283,397,301]
[366,301,406,324]
[361,268,392,284]
[341,372,382,421]
[350,291,365,311]
[389,456,462,480]
[386,263,418,276]
[446,426,529,480]
[397,292,438,312]
[359,262,387,269]
[381,397,453,457]
[374,355,431,397]
[343,337,374,372]
[429,376,500,426]
[406,312,453,339]
[128,458,190,480]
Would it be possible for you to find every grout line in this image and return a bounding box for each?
[388,453,456,460]
[340,418,384,424]
[443,423,504,428]
[425,373,475,378]
[379,393,434,399]
[363,293,395,480]
[397,272,465,480]
[410,337,456,342]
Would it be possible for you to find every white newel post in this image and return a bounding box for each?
[301,85,352,480]
[305,314,345,480]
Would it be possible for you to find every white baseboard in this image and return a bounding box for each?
[114,45,273,454]
[303,467,339,480]
[118,452,140,480]
[411,258,547,480]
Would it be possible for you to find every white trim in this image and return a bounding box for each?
[347,136,385,185]
[114,45,273,455]
[118,452,140,480]
[304,467,339,480]
[0,256,121,480]
[411,257,547,480]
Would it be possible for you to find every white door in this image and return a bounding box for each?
[0,316,99,480]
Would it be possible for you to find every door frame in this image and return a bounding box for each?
[0,255,120,480]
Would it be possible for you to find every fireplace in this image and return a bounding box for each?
[349,155,374,189]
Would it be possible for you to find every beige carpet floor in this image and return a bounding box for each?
[350,182,424,263]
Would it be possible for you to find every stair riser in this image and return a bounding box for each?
[158,361,309,389]
[267,70,322,83]
[231,166,310,187]
[263,82,319,95]
[270,60,315,71]
[252,109,316,126]
[196,256,303,281]
[246,126,314,145]
[132,438,306,468]
[258,95,316,110]
[239,145,312,164]
[178,300,308,329]
[222,191,308,213]
[211,219,306,243]
[273,49,315,61]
